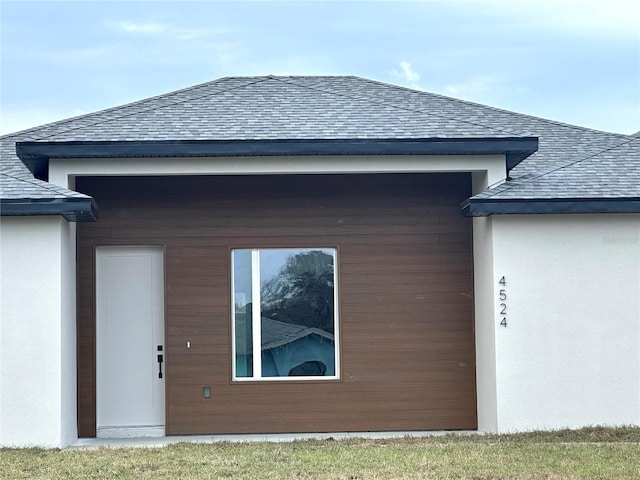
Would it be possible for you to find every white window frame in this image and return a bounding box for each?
[231,247,340,381]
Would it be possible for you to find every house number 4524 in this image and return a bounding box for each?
[498,276,507,327]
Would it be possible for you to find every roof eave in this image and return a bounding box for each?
[462,198,640,216]
[16,137,538,177]
[0,198,99,222]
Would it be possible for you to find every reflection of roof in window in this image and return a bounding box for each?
[261,317,334,351]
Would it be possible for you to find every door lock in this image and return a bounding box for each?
[157,345,163,379]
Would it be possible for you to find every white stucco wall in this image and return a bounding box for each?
[0,216,77,447]
[60,221,77,447]
[473,216,498,432]
[482,214,640,432]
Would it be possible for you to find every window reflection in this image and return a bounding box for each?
[233,250,252,377]
[232,248,337,380]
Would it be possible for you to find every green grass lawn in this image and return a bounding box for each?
[1,427,639,479]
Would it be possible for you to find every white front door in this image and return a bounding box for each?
[96,246,165,438]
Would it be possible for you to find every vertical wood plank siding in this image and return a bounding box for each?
[76,173,476,436]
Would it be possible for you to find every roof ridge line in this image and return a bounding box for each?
[1,76,272,141]
[480,135,640,196]
[274,76,529,138]
[353,77,631,138]
[1,77,241,140]
[0,170,86,197]
[29,77,276,142]
[518,135,640,181]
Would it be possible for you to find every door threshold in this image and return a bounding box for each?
[97,426,165,439]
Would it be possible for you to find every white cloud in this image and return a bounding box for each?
[400,61,420,84]
[108,20,236,41]
[25,20,245,69]
[392,61,422,89]
[116,21,167,35]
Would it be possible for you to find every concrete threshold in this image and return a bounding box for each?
[70,430,479,449]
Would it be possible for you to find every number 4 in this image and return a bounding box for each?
[499,276,506,286]
[500,318,507,327]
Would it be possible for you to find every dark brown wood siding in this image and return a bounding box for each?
[76,173,476,436]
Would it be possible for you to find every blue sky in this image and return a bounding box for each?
[1,0,639,135]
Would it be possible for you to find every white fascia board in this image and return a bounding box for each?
[48,155,506,190]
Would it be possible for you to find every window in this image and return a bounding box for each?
[232,248,339,380]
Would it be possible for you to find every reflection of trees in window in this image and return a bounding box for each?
[261,250,334,333]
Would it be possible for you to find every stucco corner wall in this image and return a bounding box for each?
[473,216,498,433]
[0,216,77,448]
[490,214,640,432]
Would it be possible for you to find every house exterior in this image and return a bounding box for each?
[1,75,638,448]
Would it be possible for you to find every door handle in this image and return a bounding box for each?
[157,345,163,379]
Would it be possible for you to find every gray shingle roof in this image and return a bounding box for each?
[1,138,91,200]
[1,75,638,216]
[474,136,640,200]
[13,76,523,141]
[235,317,334,355]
